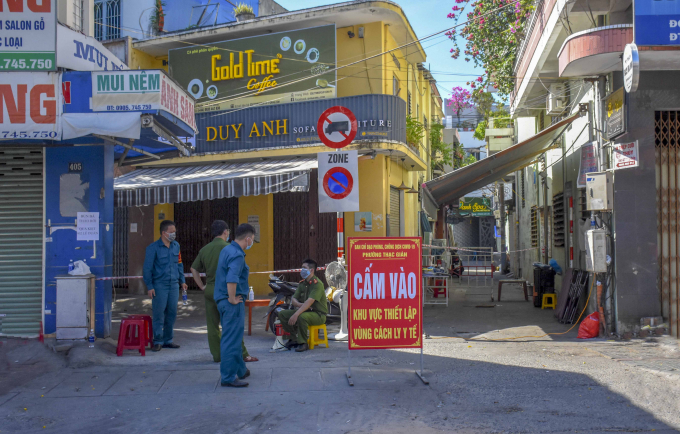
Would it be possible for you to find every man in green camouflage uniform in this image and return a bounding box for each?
[278,258,327,352]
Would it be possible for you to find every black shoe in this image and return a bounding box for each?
[221,379,249,387]
[151,344,162,352]
[162,343,180,349]
[239,369,250,379]
[284,340,298,350]
[295,343,309,352]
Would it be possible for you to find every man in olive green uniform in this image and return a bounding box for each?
[190,220,256,363]
[278,258,327,352]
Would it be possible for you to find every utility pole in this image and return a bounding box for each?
[542,156,549,264]
[500,182,507,273]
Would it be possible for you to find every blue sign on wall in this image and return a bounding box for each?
[195,94,407,154]
[635,0,680,45]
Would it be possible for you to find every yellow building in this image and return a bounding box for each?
[114,1,444,295]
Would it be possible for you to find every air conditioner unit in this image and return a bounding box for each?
[546,83,566,115]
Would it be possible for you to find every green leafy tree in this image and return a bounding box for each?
[406,115,426,151]
[430,122,453,171]
[447,0,535,100]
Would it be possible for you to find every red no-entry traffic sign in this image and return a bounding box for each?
[317,106,358,149]
[323,166,354,199]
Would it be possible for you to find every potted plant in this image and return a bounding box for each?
[234,3,255,22]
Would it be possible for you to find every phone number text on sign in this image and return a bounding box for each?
[347,237,422,350]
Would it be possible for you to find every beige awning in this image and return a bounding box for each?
[424,109,586,206]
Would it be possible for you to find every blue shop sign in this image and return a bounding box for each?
[196,94,406,153]
[635,0,680,45]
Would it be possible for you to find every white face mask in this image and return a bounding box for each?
[166,232,176,242]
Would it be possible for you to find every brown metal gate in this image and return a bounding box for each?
[655,111,680,337]
[174,197,239,289]
[273,170,336,283]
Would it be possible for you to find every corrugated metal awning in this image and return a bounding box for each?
[114,158,316,207]
[424,109,586,206]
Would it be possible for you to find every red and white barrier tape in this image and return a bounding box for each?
[423,244,539,255]
[96,267,326,281]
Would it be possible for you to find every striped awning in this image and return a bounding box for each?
[114,158,316,207]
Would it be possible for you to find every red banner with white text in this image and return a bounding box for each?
[347,237,422,350]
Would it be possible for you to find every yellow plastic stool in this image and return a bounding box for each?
[542,293,557,309]
[307,324,329,350]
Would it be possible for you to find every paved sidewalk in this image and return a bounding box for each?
[2,288,680,433]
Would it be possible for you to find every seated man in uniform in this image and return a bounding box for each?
[278,258,327,352]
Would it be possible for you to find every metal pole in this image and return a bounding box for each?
[415,343,429,384]
[543,162,549,264]
[346,347,354,386]
[500,182,507,272]
[337,212,344,261]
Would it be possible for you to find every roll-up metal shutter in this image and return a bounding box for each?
[0,147,43,337]
[389,187,401,237]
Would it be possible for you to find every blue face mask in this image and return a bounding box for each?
[300,268,311,279]
[245,237,253,250]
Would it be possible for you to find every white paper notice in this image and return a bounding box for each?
[77,212,100,241]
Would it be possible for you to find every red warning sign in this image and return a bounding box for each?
[317,106,358,149]
[323,167,354,200]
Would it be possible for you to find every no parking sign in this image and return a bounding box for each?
[318,150,359,213]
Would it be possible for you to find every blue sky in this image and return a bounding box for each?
[274,0,483,103]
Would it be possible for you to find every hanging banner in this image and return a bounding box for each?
[347,237,422,350]
[0,0,57,71]
[0,72,61,139]
[577,142,598,188]
[91,70,197,132]
[613,141,639,170]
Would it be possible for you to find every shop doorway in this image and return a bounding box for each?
[655,111,680,337]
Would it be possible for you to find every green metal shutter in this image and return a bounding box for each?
[0,147,43,337]
[389,187,400,237]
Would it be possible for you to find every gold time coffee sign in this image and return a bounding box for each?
[169,25,336,113]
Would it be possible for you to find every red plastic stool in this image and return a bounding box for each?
[116,318,146,357]
[128,315,153,348]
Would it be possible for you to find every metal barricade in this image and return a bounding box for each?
[451,247,494,289]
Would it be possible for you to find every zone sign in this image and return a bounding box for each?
[317,150,359,213]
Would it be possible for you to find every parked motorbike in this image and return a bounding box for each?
[266,274,298,334]
[266,274,341,336]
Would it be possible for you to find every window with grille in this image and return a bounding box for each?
[393,75,400,96]
[408,91,412,115]
[95,0,121,41]
[423,115,428,131]
[73,0,84,32]
[531,206,539,247]
[553,192,565,247]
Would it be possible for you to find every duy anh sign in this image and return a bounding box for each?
[0,0,56,71]
[169,25,336,112]
[347,237,423,350]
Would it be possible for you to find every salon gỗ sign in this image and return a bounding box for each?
[347,237,422,350]
[168,25,336,112]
